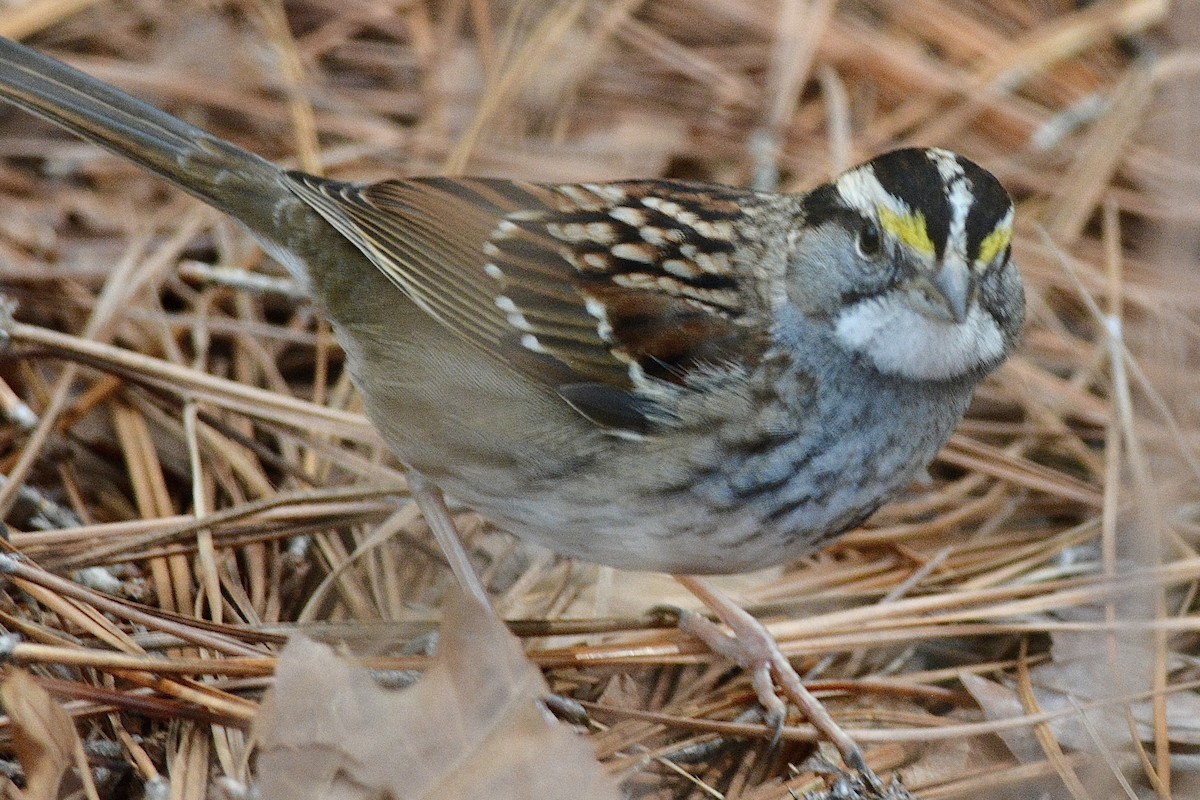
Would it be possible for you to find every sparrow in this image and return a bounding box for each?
[0,35,1023,782]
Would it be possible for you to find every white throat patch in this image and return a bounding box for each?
[834,295,1005,380]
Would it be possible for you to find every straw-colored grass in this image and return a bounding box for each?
[0,0,1197,797]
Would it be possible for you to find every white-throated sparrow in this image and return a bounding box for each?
[0,36,1023,780]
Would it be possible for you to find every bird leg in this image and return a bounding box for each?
[404,478,877,788]
[405,469,493,609]
[673,575,880,789]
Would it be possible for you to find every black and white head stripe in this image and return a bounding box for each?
[807,148,1013,267]
[819,148,1019,381]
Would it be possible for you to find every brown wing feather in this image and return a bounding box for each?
[284,173,769,429]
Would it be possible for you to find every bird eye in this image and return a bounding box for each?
[856,218,882,259]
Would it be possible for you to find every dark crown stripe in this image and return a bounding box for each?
[957,157,1013,262]
[868,148,952,260]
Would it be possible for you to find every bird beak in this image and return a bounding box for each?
[926,261,971,324]
[906,261,971,324]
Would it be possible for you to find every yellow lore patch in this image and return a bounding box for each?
[976,224,1012,266]
[877,205,935,258]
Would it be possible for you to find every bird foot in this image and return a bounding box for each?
[673,576,882,792]
[792,754,914,800]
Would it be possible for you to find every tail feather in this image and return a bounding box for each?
[0,36,291,240]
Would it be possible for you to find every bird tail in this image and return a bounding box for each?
[0,36,291,240]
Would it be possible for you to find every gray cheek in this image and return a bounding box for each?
[979,259,1025,341]
[785,227,865,316]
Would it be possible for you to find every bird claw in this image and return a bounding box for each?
[674,605,748,664]
[670,577,883,789]
[792,754,911,800]
[749,663,787,749]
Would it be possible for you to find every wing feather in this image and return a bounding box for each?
[284,172,772,430]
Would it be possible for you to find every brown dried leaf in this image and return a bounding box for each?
[254,589,620,800]
[960,672,1044,764]
[0,670,81,800]
[962,639,1200,762]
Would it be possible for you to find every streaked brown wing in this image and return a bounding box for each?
[284,173,767,430]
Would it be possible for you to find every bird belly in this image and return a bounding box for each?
[430,377,968,574]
